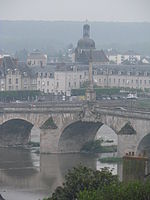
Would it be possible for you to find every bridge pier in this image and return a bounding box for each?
[117,135,138,157]
[40,128,60,154]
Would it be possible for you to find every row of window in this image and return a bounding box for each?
[8,78,18,84]
[99,78,150,85]
[38,81,80,88]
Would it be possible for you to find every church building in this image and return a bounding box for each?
[75,23,109,64]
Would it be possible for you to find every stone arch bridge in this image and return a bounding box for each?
[0,102,150,157]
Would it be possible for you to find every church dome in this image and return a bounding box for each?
[77,37,95,49]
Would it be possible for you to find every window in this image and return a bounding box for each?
[114,78,115,83]
[140,80,142,84]
[74,82,76,87]
[9,78,11,84]
[80,75,82,79]
[109,78,111,83]
[144,80,147,84]
[99,79,101,83]
[47,89,49,93]
[50,73,53,78]
[16,78,18,84]
[131,80,133,84]
[118,79,120,83]
[47,81,49,86]
[57,82,59,87]
[69,82,71,87]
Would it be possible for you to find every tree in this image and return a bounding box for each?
[78,181,150,200]
[47,165,118,200]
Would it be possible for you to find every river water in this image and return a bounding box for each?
[0,148,121,200]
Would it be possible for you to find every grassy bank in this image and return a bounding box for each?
[99,157,122,163]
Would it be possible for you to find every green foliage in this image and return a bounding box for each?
[71,88,86,96]
[80,139,103,153]
[78,181,150,200]
[28,141,40,147]
[80,140,117,153]
[101,145,117,153]
[104,139,114,143]
[48,165,118,200]
[99,157,122,163]
[71,87,121,97]
[0,90,41,102]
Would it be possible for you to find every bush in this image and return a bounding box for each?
[78,181,150,200]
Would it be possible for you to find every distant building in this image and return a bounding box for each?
[140,57,150,64]
[27,50,47,67]
[107,49,141,65]
[0,56,36,91]
[75,23,108,64]
[93,64,150,90]
[33,64,88,94]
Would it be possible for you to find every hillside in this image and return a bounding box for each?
[1,21,150,55]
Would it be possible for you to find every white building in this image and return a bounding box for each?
[27,50,47,67]
[107,50,141,65]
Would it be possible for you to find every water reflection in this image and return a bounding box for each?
[0,148,120,200]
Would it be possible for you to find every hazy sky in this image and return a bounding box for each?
[0,0,150,22]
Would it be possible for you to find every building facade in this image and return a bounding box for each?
[27,50,47,67]
[0,56,36,91]
[93,65,150,90]
[107,50,141,65]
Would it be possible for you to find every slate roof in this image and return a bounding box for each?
[75,49,109,64]
[95,64,150,76]
[0,57,34,77]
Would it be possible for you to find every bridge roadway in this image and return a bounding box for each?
[0,101,150,120]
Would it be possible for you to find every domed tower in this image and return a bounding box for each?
[75,23,96,63]
[77,23,95,50]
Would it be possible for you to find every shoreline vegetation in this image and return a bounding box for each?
[99,157,122,163]
[80,139,117,153]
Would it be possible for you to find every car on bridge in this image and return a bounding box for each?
[127,93,138,99]
[114,107,127,111]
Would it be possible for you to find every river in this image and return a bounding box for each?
[0,148,122,200]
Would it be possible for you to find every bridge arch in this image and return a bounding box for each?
[136,133,150,157]
[0,119,33,147]
[58,120,103,153]
[0,113,51,129]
